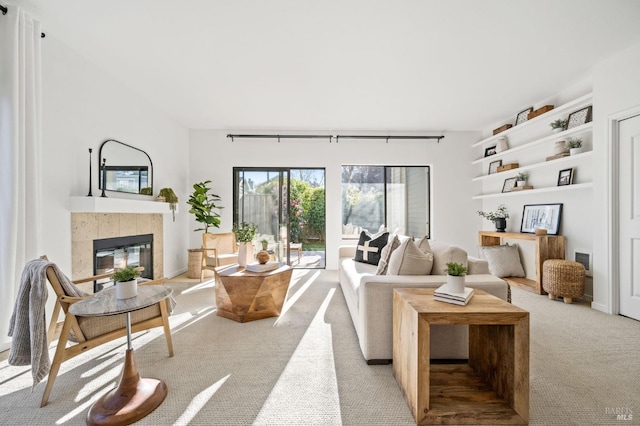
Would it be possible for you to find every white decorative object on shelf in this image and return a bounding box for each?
[570,147,584,155]
[495,136,509,153]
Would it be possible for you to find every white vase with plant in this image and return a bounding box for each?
[566,137,583,155]
[112,266,140,299]
[550,119,567,133]
[516,171,528,187]
[477,204,509,232]
[446,262,467,293]
[233,222,257,267]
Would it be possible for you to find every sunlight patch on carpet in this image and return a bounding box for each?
[174,374,230,426]
[254,288,341,424]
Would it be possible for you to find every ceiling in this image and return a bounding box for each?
[16,0,640,131]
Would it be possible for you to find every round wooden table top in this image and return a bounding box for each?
[69,285,172,317]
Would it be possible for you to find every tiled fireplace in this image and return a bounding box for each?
[71,213,163,292]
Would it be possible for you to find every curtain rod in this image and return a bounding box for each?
[226,134,444,143]
[1,4,46,37]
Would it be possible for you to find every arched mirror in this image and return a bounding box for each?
[98,139,153,195]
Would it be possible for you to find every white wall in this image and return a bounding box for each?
[189,130,482,269]
[41,35,190,278]
[592,41,640,313]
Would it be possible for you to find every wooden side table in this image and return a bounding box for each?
[393,288,529,425]
[478,231,565,294]
[70,285,173,425]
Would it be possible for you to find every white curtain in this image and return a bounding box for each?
[0,6,43,351]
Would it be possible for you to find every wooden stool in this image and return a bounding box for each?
[542,259,585,304]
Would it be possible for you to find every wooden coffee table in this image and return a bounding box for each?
[214,264,293,322]
[393,288,529,425]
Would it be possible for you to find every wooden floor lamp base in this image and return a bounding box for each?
[87,349,167,426]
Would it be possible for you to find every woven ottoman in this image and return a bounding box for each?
[542,259,585,304]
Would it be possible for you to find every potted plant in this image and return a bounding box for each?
[187,181,223,234]
[445,262,467,293]
[233,222,258,267]
[550,119,567,133]
[111,266,140,299]
[515,171,528,187]
[261,238,269,250]
[566,137,583,155]
[139,187,152,196]
[477,204,509,232]
[158,187,179,222]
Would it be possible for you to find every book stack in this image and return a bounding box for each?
[433,284,474,306]
[245,262,279,273]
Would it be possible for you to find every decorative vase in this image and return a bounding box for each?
[256,250,270,264]
[495,136,509,153]
[570,147,583,155]
[516,180,526,187]
[447,275,465,293]
[552,127,564,133]
[494,218,507,232]
[553,141,568,155]
[238,242,254,268]
[116,279,137,299]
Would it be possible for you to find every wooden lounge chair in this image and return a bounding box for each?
[200,232,239,281]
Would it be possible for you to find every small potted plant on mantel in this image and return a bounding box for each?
[566,137,583,155]
[550,118,567,133]
[477,204,509,233]
[445,262,468,293]
[111,266,140,299]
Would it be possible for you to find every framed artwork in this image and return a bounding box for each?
[484,146,497,157]
[488,159,502,175]
[515,107,533,126]
[566,105,592,129]
[502,177,517,193]
[557,168,574,186]
[520,203,563,235]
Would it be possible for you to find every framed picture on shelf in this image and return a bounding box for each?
[484,146,497,157]
[520,203,563,235]
[502,177,517,193]
[515,107,533,126]
[488,159,502,175]
[557,168,574,186]
[566,105,592,129]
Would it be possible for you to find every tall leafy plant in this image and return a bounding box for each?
[187,180,223,233]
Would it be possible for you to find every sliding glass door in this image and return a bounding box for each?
[233,167,325,268]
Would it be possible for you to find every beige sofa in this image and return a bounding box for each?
[338,242,509,364]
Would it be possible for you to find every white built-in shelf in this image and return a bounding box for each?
[69,196,176,214]
[472,151,593,182]
[472,182,593,200]
[471,122,593,165]
[471,93,593,148]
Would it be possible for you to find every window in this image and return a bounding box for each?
[341,165,430,238]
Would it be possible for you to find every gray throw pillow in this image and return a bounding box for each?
[386,238,434,275]
[376,234,401,275]
[478,244,525,278]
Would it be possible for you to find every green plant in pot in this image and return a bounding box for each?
[566,137,583,155]
[445,262,467,293]
[111,266,141,299]
[515,171,529,187]
[139,187,152,196]
[550,118,567,132]
[233,222,258,267]
[261,238,269,250]
[187,180,223,234]
[477,204,509,232]
[158,187,179,222]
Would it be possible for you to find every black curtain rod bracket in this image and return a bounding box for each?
[1,4,46,37]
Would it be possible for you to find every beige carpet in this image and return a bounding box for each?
[1,270,638,425]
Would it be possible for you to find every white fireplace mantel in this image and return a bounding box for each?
[69,196,177,214]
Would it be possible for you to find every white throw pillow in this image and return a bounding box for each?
[386,238,434,275]
[478,244,525,278]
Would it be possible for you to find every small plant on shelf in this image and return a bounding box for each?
[446,262,468,276]
[477,204,509,221]
[516,171,529,182]
[232,222,257,243]
[566,137,583,148]
[111,266,140,283]
[158,187,179,222]
[550,119,567,131]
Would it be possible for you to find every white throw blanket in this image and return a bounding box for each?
[7,259,86,390]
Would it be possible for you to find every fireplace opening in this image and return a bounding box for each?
[93,234,153,292]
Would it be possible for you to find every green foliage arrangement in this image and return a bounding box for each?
[233,222,257,242]
[477,204,509,222]
[187,180,223,233]
[111,266,140,283]
[550,119,567,130]
[516,171,529,181]
[446,262,468,276]
[139,187,153,195]
[566,137,583,148]
[159,187,179,221]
